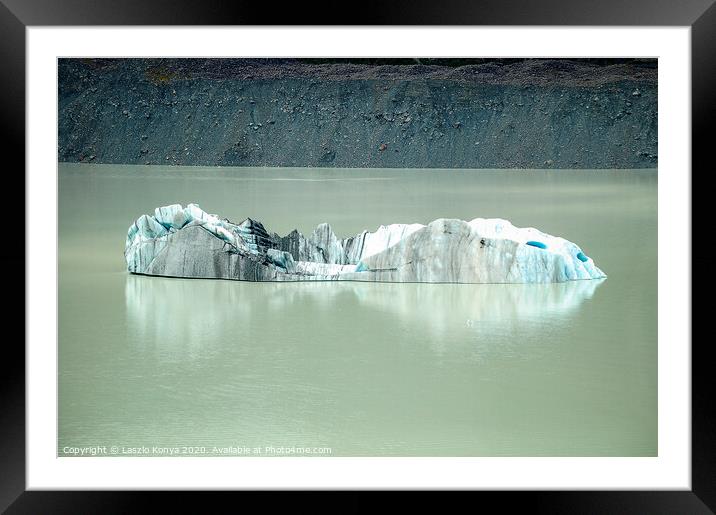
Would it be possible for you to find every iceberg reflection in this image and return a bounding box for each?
[125,274,604,359]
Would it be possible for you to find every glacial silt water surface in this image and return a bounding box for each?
[59,164,657,456]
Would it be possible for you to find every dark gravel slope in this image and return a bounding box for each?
[58,59,657,169]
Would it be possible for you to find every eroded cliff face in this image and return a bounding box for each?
[58,59,657,169]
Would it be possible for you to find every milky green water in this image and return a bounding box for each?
[58,164,657,456]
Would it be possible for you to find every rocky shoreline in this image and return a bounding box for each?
[59,58,657,169]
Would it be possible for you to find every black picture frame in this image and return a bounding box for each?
[3,0,708,512]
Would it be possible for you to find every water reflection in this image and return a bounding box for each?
[125,274,604,359]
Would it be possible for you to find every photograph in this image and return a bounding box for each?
[57,56,658,458]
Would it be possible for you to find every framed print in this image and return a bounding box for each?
[6,0,709,512]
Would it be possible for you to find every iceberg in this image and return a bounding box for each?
[125,204,606,283]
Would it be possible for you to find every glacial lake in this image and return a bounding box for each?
[58,164,657,456]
